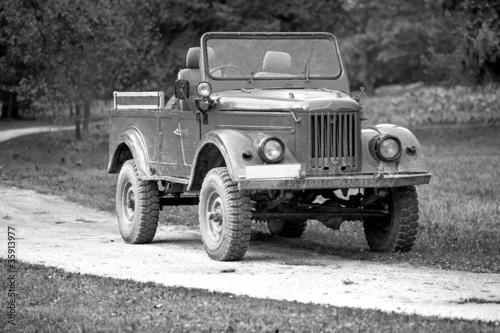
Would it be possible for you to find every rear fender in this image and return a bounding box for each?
[188,129,297,191]
[108,127,151,177]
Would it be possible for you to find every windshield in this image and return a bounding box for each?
[204,36,341,80]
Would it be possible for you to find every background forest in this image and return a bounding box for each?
[1,0,499,136]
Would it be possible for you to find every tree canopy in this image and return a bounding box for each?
[0,0,498,122]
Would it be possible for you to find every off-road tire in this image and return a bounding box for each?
[199,168,252,261]
[116,160,160,244]
[268,219,308,238]
[363,185,419,252]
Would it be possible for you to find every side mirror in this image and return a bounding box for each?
[174,80,189,100]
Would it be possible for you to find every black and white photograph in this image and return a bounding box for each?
[1,0,499,331]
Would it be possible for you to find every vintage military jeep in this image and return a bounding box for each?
[108,32,430,261]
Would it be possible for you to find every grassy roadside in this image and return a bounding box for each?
[0,122,498,274]
[1,259,498,332]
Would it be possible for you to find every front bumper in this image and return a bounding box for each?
[238,172,431,190]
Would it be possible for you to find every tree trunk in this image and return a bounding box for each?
[75,103,82,141]
[82,100,91,139]
[364,81,375,96]
[0,91,22,119]
[358,50,376,96]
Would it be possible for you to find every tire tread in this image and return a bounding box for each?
[364,185,419,252]
[117,160,159,244]
[199,168,251,261]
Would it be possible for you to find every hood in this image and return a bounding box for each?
[211,89,361,113]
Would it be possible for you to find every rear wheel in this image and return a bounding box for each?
[267,219,307,238]
[199,168,252,261]
[363,186,419,252]
[116,160,159,244]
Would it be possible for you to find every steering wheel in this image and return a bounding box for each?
[210,64,245,77]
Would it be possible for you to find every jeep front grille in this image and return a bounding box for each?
[309,111,361,174]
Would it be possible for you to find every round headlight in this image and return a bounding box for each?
[376,136,401,162]
[258,137,285,163]
[197,82,212,97]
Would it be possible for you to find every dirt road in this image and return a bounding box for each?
[1,185,499,322]
[0,125,73,143]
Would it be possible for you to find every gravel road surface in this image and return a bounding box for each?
[0,186,499,322]
[0,126,73,143]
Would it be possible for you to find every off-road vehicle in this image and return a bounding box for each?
[108,32,430,261]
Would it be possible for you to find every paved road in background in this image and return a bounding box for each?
[0,125,73,143]
[1,185,499,322]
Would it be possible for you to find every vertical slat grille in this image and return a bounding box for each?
[310,111,360,174]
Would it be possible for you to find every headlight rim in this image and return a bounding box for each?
[374,134,402,162]
[197,81,212,97]
[258,137,285,164]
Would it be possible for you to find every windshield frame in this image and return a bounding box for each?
[201,32,344,82]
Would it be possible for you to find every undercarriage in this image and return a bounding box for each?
[249,188,389,230]
[158,185,391,231]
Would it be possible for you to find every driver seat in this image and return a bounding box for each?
[177,47,201,109]
[254,51,294,77]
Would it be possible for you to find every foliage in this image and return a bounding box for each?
[1,0,499,121]
[338,1,445,94]
[363,84,500,127]
[2,1,150,100]
[0,0,165,135]
[442,0,500,84]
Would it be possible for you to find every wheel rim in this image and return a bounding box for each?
[206,192,224,242]
[122,181,135,226]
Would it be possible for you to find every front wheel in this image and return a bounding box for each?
[363,186,419,252]
[199,168,252,261]
[116,160,160,244]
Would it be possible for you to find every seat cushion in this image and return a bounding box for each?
[186,47,201,68]
[262,51,292,73]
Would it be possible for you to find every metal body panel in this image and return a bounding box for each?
[216,111,296,152]
[187,129,299,190]
[238,172,431,190]
[108,111,159,176]
[109,108,429,187]
[212,89,359,112]
[158,115,179,166]
[177,111,200,172]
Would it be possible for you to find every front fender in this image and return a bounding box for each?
[361,124,428,173]
[188,129,297,190]
[108,127,151,177]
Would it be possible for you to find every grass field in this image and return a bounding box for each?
[1,259,498,332]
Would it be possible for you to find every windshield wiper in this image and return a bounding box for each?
[249,43,267,83]
[302,45,314,83]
